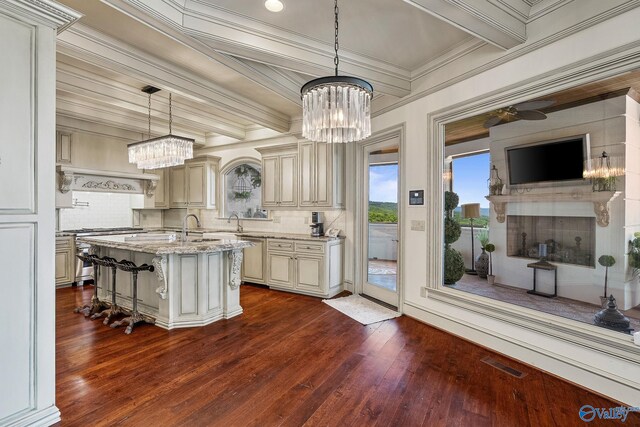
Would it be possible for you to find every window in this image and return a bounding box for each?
[451,152,490,228]
[223,162,266,219]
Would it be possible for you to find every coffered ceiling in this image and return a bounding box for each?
[53,0,568,145]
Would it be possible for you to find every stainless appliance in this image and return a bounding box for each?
[64,227,144,284]
[310,212,324,237]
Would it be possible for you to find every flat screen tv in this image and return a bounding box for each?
[506,134,590,187]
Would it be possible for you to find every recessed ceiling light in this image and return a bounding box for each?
[264,0,284,13]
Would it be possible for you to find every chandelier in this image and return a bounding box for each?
[301,0,373,143]
[128,86,194,169]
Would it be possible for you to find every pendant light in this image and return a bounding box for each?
[301,0,373,143]
[128,86,194,170]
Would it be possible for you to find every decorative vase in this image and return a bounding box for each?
[475,248,490,279]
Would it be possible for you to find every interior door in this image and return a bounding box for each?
[361,140,400,308]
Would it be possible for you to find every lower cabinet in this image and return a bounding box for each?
[266,238,343,297]
[55,236,75,287]
[241,237,266,285]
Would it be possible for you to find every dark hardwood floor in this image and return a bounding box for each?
[55,284,635,426]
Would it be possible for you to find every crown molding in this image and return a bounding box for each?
[402,0,526,50]
[57,24,292,133]
[0,0,81,33]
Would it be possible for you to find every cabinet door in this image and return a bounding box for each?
[262,156,279,207]
[187,163,206,207]
[154,169,168,208]
[299,142,315,206]
[242,238,265,284]
[295,254,324,294]
[279,154,297,207]
[314,142,332,206]
[332,144,345,208]
[169,166,187,207]
[267,252,294,288]
[55,249,72,286]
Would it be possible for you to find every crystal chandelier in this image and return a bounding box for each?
[128,86,194,169]
[301,0,373,143]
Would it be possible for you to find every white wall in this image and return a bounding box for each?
[370,5,640,405]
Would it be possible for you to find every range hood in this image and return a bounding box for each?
[56,165,160,197]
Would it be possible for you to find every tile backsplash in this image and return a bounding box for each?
[58,191,144,230]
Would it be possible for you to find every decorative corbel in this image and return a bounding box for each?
[58,170,73,193]
[145,179,158,198]
[152,255,168,299]
[491,201,506,223]
[593,201,610,227]
[228,249,244,290]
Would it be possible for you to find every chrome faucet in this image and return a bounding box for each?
[182,213,201,242]
[228,213,243,232]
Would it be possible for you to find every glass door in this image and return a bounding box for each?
[362,142,399,307]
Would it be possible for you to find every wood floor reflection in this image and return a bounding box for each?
[55,284,635,426]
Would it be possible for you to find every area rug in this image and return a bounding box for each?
[323,294,401,325]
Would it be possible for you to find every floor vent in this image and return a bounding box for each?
[481,356,527,378]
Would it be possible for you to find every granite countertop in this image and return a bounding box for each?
[156,227,343,242]
[77,234,254,255]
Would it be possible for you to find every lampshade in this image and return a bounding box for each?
[128,87,194,170]
[300,0,373,143]
[461,203,480,219]
[583,151,625,178]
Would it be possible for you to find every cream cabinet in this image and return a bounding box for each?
[256,144,298,208]
[241,237,266,284]
[299,141,345,208]
[266,238,343,297]
[55,236,75,287]
[169,156,220,209]
[153,168,169,209]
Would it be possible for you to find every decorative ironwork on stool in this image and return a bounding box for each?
[74,253,109,317]
[89,256,125,325]
[110,260,155,334]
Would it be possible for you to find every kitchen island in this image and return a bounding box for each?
[77,234,253,329]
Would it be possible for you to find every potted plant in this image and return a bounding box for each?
[444,191,465,285]
[485,243,496,285]
[597,255,616,307]
[628,232,640,279]
[475,229,490,279]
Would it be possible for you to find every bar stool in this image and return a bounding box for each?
[74,253,108,317]
[110,259,155,334]
[90,256,124,325]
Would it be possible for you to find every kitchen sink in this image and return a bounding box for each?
[125,233,177,242]
[202,232,238,240]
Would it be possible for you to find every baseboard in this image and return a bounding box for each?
[3,405,60,427]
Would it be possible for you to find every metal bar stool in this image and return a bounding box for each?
[110,259,155,334]
[90,256,125,325]
[74,253,109,317]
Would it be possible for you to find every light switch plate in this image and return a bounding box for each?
[411,220,425,231]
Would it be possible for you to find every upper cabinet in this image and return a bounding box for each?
[169,156,220,209]
[299,141,344,209]
[152,169,169,209]
[257,144,298,208]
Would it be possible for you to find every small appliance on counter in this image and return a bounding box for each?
[310,211,324,237]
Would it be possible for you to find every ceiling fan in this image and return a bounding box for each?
[483,100,555,128]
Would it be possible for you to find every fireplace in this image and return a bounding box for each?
[506,215,595,267]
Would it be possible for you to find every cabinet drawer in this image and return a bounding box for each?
[268,240,294,251]
[295,242,325,254]
[55,237,73,248]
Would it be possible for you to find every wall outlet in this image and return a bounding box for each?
[411,220,425,231]
[420,287,427,298]
[273,216,281,224]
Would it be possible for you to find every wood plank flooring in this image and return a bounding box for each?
[55,285,636,426]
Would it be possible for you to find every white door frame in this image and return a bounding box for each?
[355,124,405,310]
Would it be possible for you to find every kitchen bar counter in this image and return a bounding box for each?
[79,234,253,330]
[152,227,343,242]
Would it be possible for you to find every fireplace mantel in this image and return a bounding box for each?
[486,190,621,227]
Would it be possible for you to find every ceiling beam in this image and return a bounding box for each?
[402,0,527,50]
[110,0,412,98]
[57,24,292,133]
[56,62,248,139]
